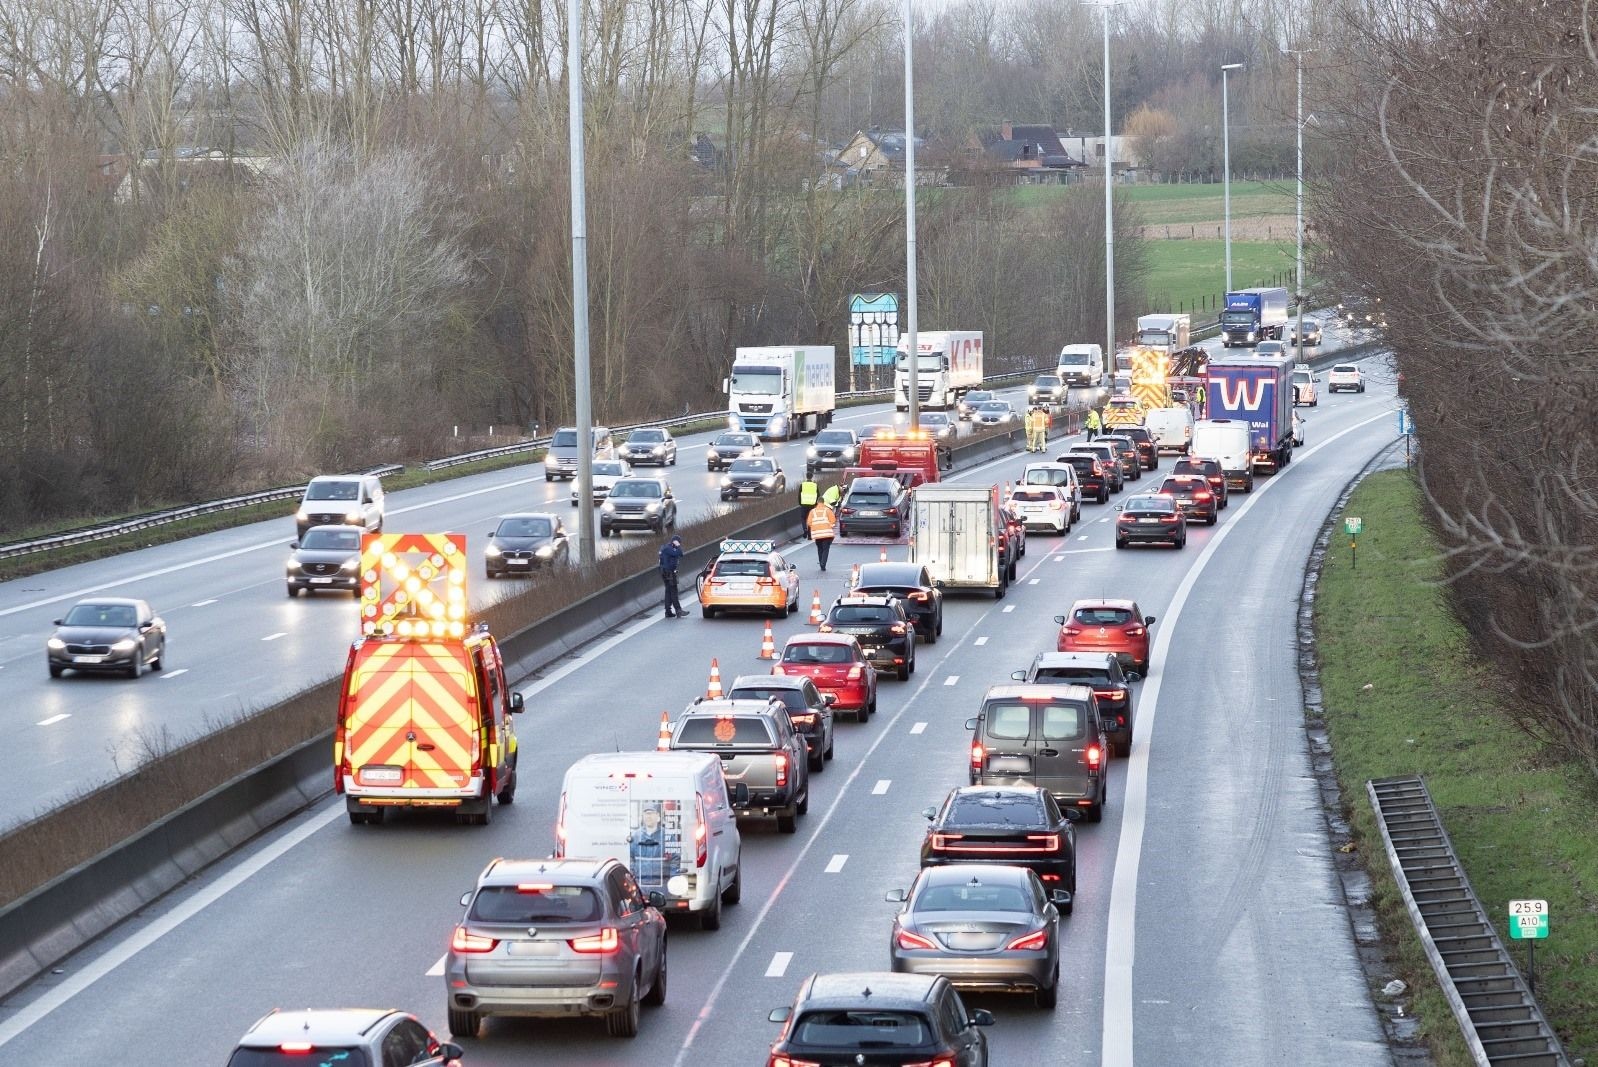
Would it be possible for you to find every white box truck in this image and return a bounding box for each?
[1190,419,1256,493]
[1135,314,1191,354]
[555,751,745,930]
[909,483,1010,598]
[726,346,836,440]
[895,331,983,412]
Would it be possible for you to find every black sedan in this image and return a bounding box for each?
[1156,474,1219,525]
[720,456,786,500]
[286,524,363,598]
[838,476,910,538]
[851,561,944,644]
[920,786,1078,893]
[1114,494,1188,549]
[47,597,166,679]
[485,512,570,577]
[820,595,917,680]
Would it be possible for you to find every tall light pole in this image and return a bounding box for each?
[568,0,595,564]
[903,0,918,430]
[1083,0,1125,379]
[1288,48,1311,354]
[1221,62,1242,295]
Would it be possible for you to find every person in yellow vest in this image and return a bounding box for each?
[797,478,820,537]
[1085,407,1101,442]
[1027,406,1048,452]
[806,499,837,571]
[821,482,841,508]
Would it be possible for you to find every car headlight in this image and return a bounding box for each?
[340,558,359,571]
[645,502,661,513]
[806,446,818,458]
[652,445,665,455]
[721,476,733,487]
[761,475,777,486]
[535,545,554,558]
[112,638,137,652]
[47,638,65,650]
[344,511,362,524]
[295,509,310,522]
[843,446,856,458]
[601,502,616,514]
[486,544,503,556]
[287,559,303,571]
[544,454,557,466]
[707,450,719,461]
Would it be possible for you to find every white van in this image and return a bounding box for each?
[556,751,744,930]
[1055,343,1104,390]
[1190,419,1256,493]
[1144,407,1195,455]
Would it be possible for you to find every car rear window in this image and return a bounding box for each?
[714,559,770,577]
[783,642,854,665]
[983,703,1033,739]
[727,686,802,710]
[228,1050,371,1067]
[1334,364,1358,373]
[792,1010,933,1048]
[829,606,896,624]
[1074,607,1134,626]
[846,490,892,505]
[1161,478,1207,492]
[946,791,1047,828]
[675,716,776,745]
[1064,457,1096,473]
[1041,704,1085,741]
[1032,667,1110,685]
[470,884,602,924]
[915,881,1031,912]
[1010,488,1057,502]
[1024,469,1070,486]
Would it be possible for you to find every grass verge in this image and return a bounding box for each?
[1142,239,1298,317]
[1316,468,1598,1065]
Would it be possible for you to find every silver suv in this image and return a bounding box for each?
[227,1008,461,1066]
[544,426,615,481]
[446,857,668,1040]
[294,474,385,538]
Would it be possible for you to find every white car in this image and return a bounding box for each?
[974,400,1018,426]
[571,459,633,504]
[1006,484,1073,534]
[1326,363,1366,393]
[1020,462,1083,523]
[1291,367,1318,408]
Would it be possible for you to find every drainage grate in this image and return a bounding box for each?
[1368,775,1569,1066]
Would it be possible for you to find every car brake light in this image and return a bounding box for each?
[840,507,855,515]
[553,794,567,856]
[279,1044,315,1054]
[909,591,929,601]
[770,1057,822,1067]
[1005,928,1050,951]
[570,927,620,953]
[451,926,497,953]
[970,743,984,770]
[1086,744,1103,770]
[847,666,862,679]
[789,712,815,724]
[1126,626,1146,637]
[757,577,776,587]
[931,833,963,849]
[1194,490,1212,500]
[891,623,906,634]
[773,753,788,788]
[1061,626,1082,637]
[1026,833,1061,850]
[1096,688,1126,701]
[818,623,833,632]
[895,928,939,951]
[884,506,898,517]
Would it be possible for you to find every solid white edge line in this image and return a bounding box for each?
[1100,411,1393,1067]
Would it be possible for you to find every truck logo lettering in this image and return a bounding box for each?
[1214,375,1269,411]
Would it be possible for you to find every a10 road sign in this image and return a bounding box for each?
[1509,899,1549,940]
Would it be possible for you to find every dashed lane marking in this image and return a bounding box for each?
[765,952,793,978]
[825,855,848,874]
[36,714,69,727]
[261,632,286,642]
[910,722,927,735]
[974,636,988,646]
[162,668,189,678]
[872,780,891,795]
[943,676,959,686]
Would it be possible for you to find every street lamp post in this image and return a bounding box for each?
[1083,0,1126,381]
[1288,48,1311,355]
[568,0,595,564]
[903,0,918,430]
[1221,62,1242,296]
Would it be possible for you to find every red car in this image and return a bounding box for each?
[1054,598,1157,675]
[772,633,879,722]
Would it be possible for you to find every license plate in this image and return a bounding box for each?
[989,755,1033,774]
[728,582,754,592]
[360,766,403,784]
[309,577,333,584]
[507,941,560,957]
[861,510,882,516]
[73,654,106,664]
[1140,517,1161,524]
[508,558,530,566]
[861,646,881,656]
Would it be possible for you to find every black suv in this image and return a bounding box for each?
[1097,434,1143,481]
[1012,650,1136,757]
[726,674,836,772]
[822,595,917,680]
[1121,426,1159,471]
[1060,453,1111,504]
[1171,456,1230,509]
[920,786,1078,892]
[768,972,994,1067]
[852,561,944,644]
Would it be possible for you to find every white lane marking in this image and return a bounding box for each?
[943,675,959,686]
[261,632,286,642]
[765,952,793,978]
[0,801,346,1050]
[1101,410,1394,1067]
[426,955,446,977]
[974,636,988,646]
[1002,605,1015,613]
[1059,547,1115,555]
[36,714,69,727]
[1028,578,1040,585]
[162,668,189,679]
[191,599,217,607]
[910,722,927,735]
[825,854,848,874]
[872,779,891,795]
[1053,555,1066,562]
[1077,534,1089,540]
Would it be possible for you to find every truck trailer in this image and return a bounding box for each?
[909,483,1010,598]
[894,331,983,412]
[1135,313,1191,354]
[726,346,836,439]
[1218,287,1289,348]
[1206,351,1296,475]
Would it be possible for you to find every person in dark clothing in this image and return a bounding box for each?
[659,535,686,618]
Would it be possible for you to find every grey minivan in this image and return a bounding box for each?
[965,684,1110,823]
[544,426,615,481]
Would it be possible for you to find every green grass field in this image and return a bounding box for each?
[1141,239,1298,318]
[1318,469,1598,1066]
[1012,179,1293,224]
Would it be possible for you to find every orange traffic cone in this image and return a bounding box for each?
[706,658,724,699]
[656,711,673,751]
[808,589,824,625]
[758,619,777,660]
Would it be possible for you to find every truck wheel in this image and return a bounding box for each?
[496,754,519,804]
[447,1008,481,1039]
[994,577,1007,599]
[777,812,798,834]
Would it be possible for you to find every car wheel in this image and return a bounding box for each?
[544,472,553,482]
[777,812,798,834]
[826,732,835,759]
[1207,514,1218,526]
[127,655,143,680]
[701,605,713,619]
[484,568,496,581]
[788,593,799,615]
[48,664,63,678]
[891,522,902,539]
[723,856,743,904]
[152,641,164,671]
[1099,489,1109,504]
[809,747,824,772]
[1036,967,1059,1010]
[1115,537,1127,550]
[700,888,723,931]
[447,1007,482,1039]
[797,788,810,815]
[1176,535,1187,549]
[838,524,848,538]
[605,993,641,1038]
[287,585,300,598]
[897,658,910,681]
[1088,798,1104,823]
[1115,739,1131,758]
[868,690,878,716]
[644,948,668,1006]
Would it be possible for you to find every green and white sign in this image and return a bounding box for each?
[1509,899,1549,940]
[1344,516,1363,535]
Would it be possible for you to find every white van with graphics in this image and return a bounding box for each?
[556,751,744,930]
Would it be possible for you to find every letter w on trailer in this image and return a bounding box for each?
[1205,351,1297,474]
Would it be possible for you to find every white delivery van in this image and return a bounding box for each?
[1144,407,1195,454]
[1190,419,1256,493]
[1055,343,1104,389]
[556,751,744,930]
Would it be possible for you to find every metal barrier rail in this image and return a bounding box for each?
[0,464,404,562]
[1367,775,1569,1066]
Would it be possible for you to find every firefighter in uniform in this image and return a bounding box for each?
[797,478,820,537]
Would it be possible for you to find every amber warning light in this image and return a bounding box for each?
[359,532,469,638]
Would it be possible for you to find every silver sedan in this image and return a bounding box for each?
[885,863,1068,1009]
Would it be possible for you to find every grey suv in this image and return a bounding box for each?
[227,1008,461,1066]
[545,426,615,481]
[294,474,385,538]
[446,857,668,1040]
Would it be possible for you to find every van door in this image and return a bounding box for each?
[346,644,477,793]
[1032,699,1093,804]
[977,702,1035,785]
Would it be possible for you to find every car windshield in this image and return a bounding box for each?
[714,558,771,577]
[1058,352,1093,366]
[629,429,666,443]
[914,881,1032,913]
[305,480,359,501]
[610,481,662,499]
[675,716,776,745]
[714,435,754,449]
[783,642,853,665]
[552,430,578,447]
[1074,606,1134,625]
[497,517,553,538]
[829,605,896,625]
[1127,496,1175,512]
[946,791,1048,828]
[299,529,361,551]
[815,431,855,445]
[63,603,137,627]
[227,1049,372,1067]
[593,462,628,477]
[729,459,773,474]
[978,402,1010,413]
[792,1011,933,1048]
[1035,376,1061,386]
[921,414,951,426]
[470,885,602,924]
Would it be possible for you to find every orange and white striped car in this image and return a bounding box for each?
[698,539,800,619]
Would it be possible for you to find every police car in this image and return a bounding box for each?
[697,540,801,619]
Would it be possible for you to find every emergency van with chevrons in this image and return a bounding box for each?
[334,533,524,826]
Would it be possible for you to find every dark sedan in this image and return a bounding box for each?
[48,597,166,679]
[1156,474,1219,525]
[1171,455,1230,509]
[920,786,1078,892]
[1114,494,1187,549]
[852,561,944,644]
[1060,453,1111,504]
[838,476,910,538]
[720,456,786,500]
[485,512,570,577]
[286,524,363,598]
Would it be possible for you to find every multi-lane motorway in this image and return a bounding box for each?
[0,333,1402,1064]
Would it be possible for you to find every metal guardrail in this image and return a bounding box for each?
[1367,775,1569,1066]
[0,464,405,563]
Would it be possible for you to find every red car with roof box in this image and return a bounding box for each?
[772,632,879,722]
[1054,598,1157,675]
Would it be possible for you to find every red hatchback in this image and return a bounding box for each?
[1054,599,1157,675]
[773,633,879,722]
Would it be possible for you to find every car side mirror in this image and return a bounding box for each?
[460,891,473,907]
[52,618,62,626]
[647,891,666,909]
[1010,669,1026,681]
[1053,615,1066,625]
[884,888,908,903]
[1144,616,1156,625]
[964,717,979,731]
[1113,504,1124,512]
[768,1007,793,1024]
[1050,889,1073,908]
[731,782,751,806]
[970,1008,996,1028]
[510,692,525,714]
[822,693,837,706]
[486,531,495,538]
[289,541,300,550]
[1124,671,1142,683]
[437,1041,464,1064]
[921,805,938,820]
